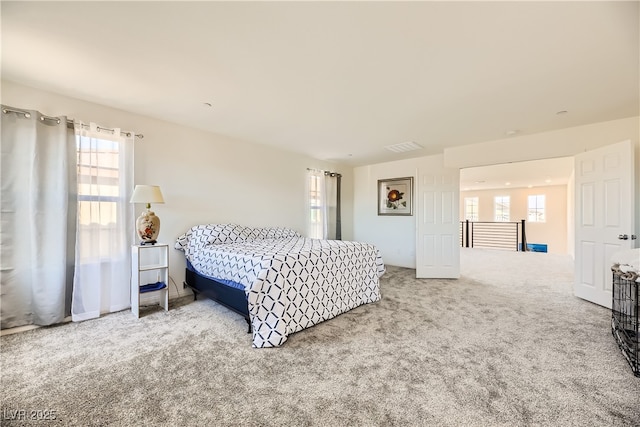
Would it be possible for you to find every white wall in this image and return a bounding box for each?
[354,155,448,268]
[1,80,351,299]
[444,117,639,169]
[444,116,640,247]
[5,79,637,287]
[355,117,639,269]
[566,169,575,258]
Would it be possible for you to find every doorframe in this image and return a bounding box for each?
[458,157,575,258]
[451,139,639,305]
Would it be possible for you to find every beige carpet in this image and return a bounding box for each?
[1,248,639,426]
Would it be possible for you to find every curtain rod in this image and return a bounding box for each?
[2,106,144,139]
[306,167,342,178]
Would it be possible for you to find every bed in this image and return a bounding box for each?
[175,224,386,348]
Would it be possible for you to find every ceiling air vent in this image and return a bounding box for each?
[384,141,423,153]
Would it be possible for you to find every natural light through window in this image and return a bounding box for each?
[528,194,546,222]
[308,173,323,239]
[464,197,478,221]
[75,132,131,264]
[494,196,510,221]
[77,138,120,226]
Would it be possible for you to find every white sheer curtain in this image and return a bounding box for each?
[1,107,77,329]
[306,169,341,240]
[307,169,326,239]
[71,122,134,321]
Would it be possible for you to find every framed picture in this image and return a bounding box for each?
[378,177,413,216]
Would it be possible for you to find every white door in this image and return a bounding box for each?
[416,156,460,278]
[575,140,635,308]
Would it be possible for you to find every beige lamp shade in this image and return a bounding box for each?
[130,185,165,208]
[130,185,165,245]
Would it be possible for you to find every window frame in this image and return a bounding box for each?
[527,194,546,223]
[494,195,510,222]
[308,172,324,239]
[464,196,479,222]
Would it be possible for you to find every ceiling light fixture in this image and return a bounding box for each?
[384,141,423,153]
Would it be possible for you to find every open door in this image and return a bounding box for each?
[416,156,460,278]
[575,140,635,308]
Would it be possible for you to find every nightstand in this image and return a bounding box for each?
[131,243,169,318]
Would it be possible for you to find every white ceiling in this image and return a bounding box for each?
[460,156,574,191]
[1,1,638,166]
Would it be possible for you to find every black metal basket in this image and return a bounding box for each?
[611,268,639,377]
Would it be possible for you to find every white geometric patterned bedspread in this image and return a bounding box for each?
[181,232,385,348]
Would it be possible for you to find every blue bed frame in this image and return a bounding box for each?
[184,263,252,332]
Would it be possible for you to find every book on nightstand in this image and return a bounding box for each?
[140,282,167,293]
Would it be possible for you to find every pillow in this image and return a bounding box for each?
[176,224,219,252]
[174,230,191,250]
[174,224,248,252]
[206,224,251,245]
[247,227,301,241]
[175,224,301,253]
[246,227,269,240]
[268,227,301,240]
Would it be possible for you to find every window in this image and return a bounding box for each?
[308,172,324,239]
[77,138,121,227]
[72,125,134,321]
[494,196,510,221]
[74,128,133,263]
[464,197,479,221]
[307,169,341,240]
[528,194,546,222]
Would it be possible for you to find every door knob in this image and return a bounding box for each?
[618,234,629,240]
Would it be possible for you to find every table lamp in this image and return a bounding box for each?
[130,185,165,245]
